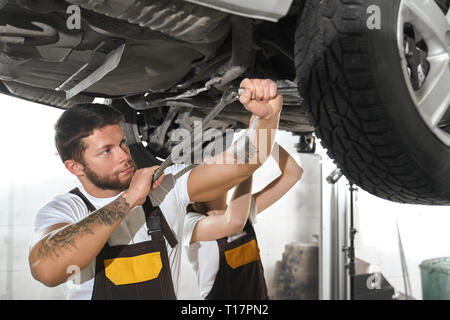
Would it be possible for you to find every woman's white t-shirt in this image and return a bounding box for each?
[182,196,257,299]
[32,164,193,300]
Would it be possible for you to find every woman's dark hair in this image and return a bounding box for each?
[54,103,124,163]
[187,202,209,215]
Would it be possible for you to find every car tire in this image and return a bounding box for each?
[295,0,450,204]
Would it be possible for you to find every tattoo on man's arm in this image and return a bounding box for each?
[37,195,130,259]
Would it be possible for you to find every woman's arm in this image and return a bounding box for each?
[189,176,253,244]
[253,143,303,214]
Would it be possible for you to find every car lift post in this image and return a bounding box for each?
[322,168,358,300]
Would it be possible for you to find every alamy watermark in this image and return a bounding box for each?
[167,121,278,166]
[66,5,81,30]
[66,4,381,31]
[366,272,382,290]
[66,264,81,289]
[367,5,381,30]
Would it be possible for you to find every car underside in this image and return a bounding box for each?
[0,0,312,156]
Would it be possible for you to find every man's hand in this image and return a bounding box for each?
[123,166,165,207]
[239,78,283,119]
[187,78,282,203]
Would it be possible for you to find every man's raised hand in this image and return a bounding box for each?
[239,78,283,119]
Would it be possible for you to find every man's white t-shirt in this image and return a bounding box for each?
[182,196,257,299]
[32,164,193,300]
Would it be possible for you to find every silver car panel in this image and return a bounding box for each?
[183,0,293,21]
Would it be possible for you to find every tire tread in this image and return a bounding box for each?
[295,0,449,204]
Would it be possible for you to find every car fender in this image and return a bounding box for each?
[183,0,293,22]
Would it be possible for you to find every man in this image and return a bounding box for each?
[28,78,283,299]
[183,142,303,299]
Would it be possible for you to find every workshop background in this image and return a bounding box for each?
[1,94,449,300]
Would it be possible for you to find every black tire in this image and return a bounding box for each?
[295,0,450,205]
[111,99,162,169]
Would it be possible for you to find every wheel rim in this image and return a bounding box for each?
[398,0,450,147]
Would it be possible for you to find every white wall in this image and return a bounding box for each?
[0,95,77,299]
[354,190,450,300]
[317,139,450,300]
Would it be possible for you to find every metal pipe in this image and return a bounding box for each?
[151,85,297,183]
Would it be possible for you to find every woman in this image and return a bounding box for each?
[183,142,303,299]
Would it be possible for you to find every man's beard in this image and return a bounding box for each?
[83,161,135,191]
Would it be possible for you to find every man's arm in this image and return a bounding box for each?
[29,194,133,287]
[28,166,164,287]
[187,78,282,203]
[189,176,253,244]
[253,143,303,214]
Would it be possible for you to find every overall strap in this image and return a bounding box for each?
[69,187,96,212]
[69,188,178,248]
[243,219,256,235]
[142,196,178,248]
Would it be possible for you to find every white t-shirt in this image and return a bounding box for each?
[182,196,257,299]
[32,164,193,300]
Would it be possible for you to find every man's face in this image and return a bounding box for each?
[79,124,136,191]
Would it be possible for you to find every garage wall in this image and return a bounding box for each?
[318,141,450,300]
[0,180,76,299]
[353,190,450,300]
[0,97,77,299]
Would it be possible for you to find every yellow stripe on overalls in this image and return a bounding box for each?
[104,251,163,285]
[224,239,260,269]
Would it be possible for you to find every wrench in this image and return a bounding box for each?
[151,86,296,183]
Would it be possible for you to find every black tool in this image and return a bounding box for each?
[151,85,298,183]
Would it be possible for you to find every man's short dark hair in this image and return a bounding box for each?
[55,103,124,163]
